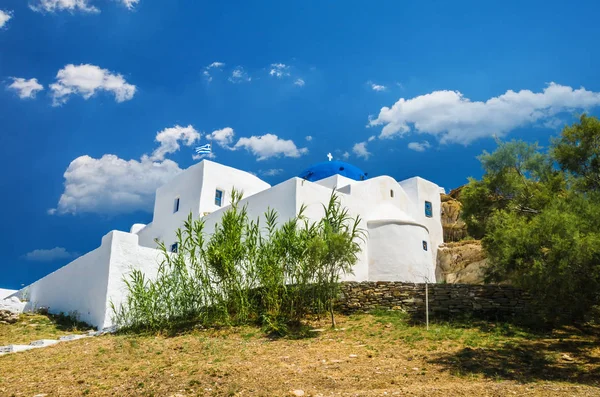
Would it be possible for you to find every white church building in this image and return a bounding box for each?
[11,159,444,329]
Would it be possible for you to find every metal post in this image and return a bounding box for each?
[425,281,429,331]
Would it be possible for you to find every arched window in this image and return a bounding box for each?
[390,190,394,198]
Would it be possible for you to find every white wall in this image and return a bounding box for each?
[399,177,444,275]
[138,160,271,250]
[20,233,114,328]
[367,221,434,282]
[103,231,165,329]
[0,288,17,300]
[198,161,271,217]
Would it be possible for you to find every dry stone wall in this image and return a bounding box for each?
[338,282,532,321]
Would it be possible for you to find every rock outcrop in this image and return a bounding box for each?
[440,186,468,242]
[0,309,19,324]
[436,240,488,284]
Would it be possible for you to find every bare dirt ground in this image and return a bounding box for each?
[1,312,599,396]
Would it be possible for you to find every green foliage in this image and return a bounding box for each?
[112,189,364,334]
[461,115,600,323]
[552,114,600,192]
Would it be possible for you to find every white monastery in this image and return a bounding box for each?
[7,159,444,329]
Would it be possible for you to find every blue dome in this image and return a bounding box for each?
[298,161,367,182]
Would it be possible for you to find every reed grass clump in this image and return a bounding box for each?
[112,190,364,334]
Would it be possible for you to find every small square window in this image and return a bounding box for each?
[173,197,180,213]
[170,243,178,253]
[422,241,428,251]
[424,201,433,218]
[215,189,223,206]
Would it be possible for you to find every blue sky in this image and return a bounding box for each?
[1,0,600,288]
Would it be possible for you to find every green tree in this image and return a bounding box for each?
[461,116,600,323]
[552,114,600,192]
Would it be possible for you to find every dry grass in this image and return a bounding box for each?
[1,312,599,396]
[0,313,93,345]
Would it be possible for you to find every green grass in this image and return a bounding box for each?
[0,313,93,345]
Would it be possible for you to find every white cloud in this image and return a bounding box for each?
[229,67,251,83]
[294,78,305,87]
[371,83,386,92]
[234,133,308,161]
[51,125,200,215]
[353,142,371,159]
[342,151,350,160]
[7,77,44,99]
[260,168,283,176]
[24,247,79,262]
[0,10,12,28]
[407,141,431,152]
[151,125,200,161]
[30,0,99,13]
[368,135,376,142]
[51,155,182,215]
[121,0,139,10]
[305,135,313,141]
[269,63,290,78]
[206,127,235,147]
[50,64,136,105]
[204,62,225,82]
[369,82,600,145]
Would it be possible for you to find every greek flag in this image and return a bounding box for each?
[195,143,211,154]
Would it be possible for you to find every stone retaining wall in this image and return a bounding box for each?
[338,282,532,320]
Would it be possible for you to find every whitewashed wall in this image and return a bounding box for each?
[138,160,270,250]
[103,231,166,329]
[398,177,444,271]
[0,288,17,300]
[367,221,434,282]
[19,233,114,328]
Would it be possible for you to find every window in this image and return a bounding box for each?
[390,189,394,198]
[170,243,178,253]
[215,189,223,206]
[424,201,433,218]
[173,197,180,213]
[422,241,428,251]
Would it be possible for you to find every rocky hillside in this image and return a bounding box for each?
[436,240,488,284]
[437,187,488,284]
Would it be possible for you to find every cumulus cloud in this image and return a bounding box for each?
[30,0,99,13]
[234,133,308,161]
[24,247,79,262]
[369,82,600,144]
[151,125,200,161]
[294,78,305,87]
[50,125,200,215]
[50,64,136,105]
[407,141,431,152]
[229,67,251,83]
[342,151,350,160]
[50,155,182,215]
[206,127,235,148]
[260,168,283,176]
[371,83,386,92]
[305,135,313,141]
[0,10,12,28]
[269,63,290,78]
[368,135,376,142]
[353,142,371,159]
[7,78,44,99]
